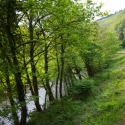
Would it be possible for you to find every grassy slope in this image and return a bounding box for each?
[28,11,125,125]
[98,10,125,30]
[81,50,125,125]
[27,50,125,125]
[78,10,125,125]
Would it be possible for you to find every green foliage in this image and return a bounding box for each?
[71,79,94,96]
[27,100,84,125]
[99,10,125,30]
[115,18,125,48]
[96,29,121,70]
[27,49,125,125]
[1,0,124,124]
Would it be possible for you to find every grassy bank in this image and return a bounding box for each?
[27,50,125,125]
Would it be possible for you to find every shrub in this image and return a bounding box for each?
[71,79,94,98]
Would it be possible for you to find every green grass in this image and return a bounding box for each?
[99,10,125,31]
[27,50,125,125]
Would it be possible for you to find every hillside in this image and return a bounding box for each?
[98,10,125,31]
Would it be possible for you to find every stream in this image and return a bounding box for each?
[0,84,64,125]
[0,88,47,125]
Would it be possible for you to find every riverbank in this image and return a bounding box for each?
[27,50,125,125]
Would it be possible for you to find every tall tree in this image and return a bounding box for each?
[0,0,27,124]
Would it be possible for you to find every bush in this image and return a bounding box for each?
[71,79,94,98]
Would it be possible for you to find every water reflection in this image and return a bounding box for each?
[0,88,46,125]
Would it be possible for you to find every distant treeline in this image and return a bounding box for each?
[97,9,125,21]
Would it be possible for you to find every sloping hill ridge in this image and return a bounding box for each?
[98,10,125,30]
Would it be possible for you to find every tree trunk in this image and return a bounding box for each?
[23,44,42,111]
[23,45,34,96]
[44,43,55,101]
[6,19,27,125]
[60,44,65,98]
[75,66,82,80]
[85,60,94,77]
[55,51,60,99]
[29,17,42,112]
[1,40,19,125]
[5,69,19,125]
[41,27,54,102]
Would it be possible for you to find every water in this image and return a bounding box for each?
[0,88,46,125]
[0,83,65,125]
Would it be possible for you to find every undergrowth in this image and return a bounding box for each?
[27,50,125,125]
